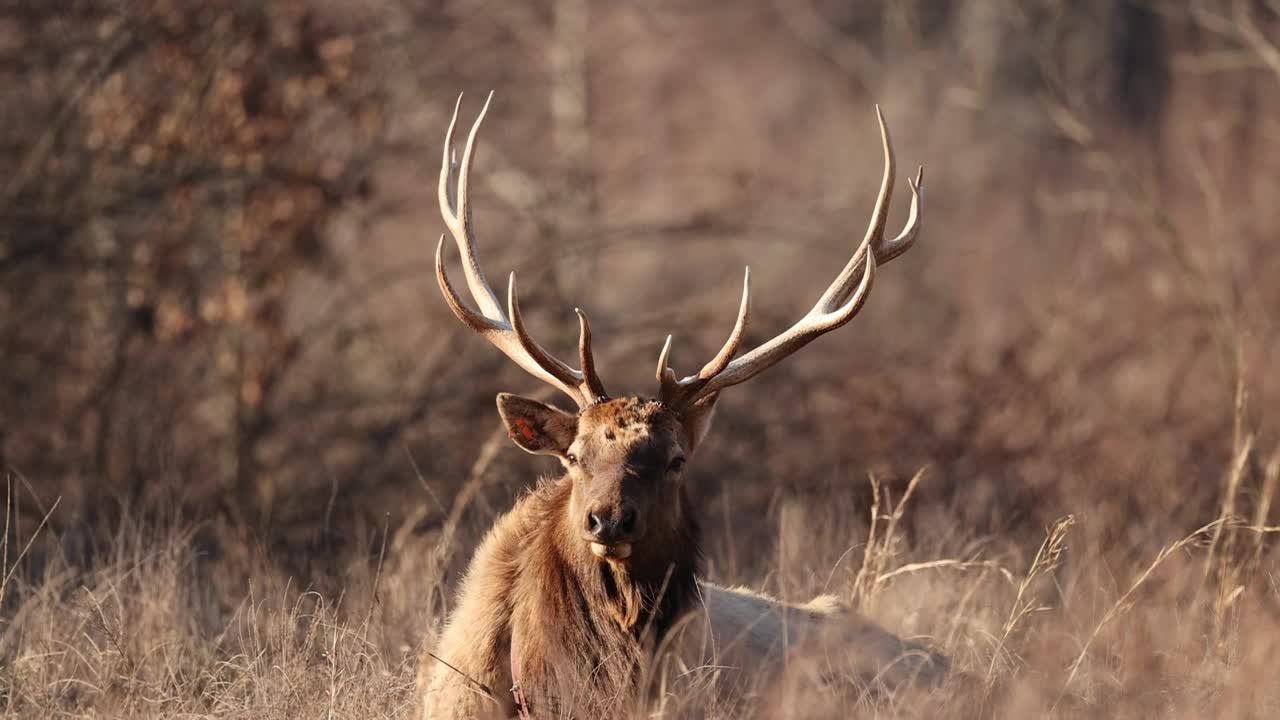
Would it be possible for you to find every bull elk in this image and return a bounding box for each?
[417,93,944,719]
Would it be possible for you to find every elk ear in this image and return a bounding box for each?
[677,393,720,454]
[496,393,578,456]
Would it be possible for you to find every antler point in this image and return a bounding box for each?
[506,271,518,301]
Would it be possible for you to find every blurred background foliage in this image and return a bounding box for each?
[1,0,1277,583]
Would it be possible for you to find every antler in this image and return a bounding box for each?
[656,106,923,411]
[436,92,608,409]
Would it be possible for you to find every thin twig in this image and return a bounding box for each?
[425,651,501,705]
[0,494,61,602]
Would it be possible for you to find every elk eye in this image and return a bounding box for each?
[565,453,578,465]
[668,456,686,473]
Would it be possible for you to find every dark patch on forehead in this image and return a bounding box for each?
[623,440,668,476]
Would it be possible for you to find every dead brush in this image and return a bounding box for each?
[985,514,1075,691]
[851,469,1016,612]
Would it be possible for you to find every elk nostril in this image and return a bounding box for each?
[618,507,637,535]
[587,512,604,536]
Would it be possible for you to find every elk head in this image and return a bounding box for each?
[435,92,922,566]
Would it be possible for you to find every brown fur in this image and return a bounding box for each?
[418,399,702,718]
[416,397,945,718]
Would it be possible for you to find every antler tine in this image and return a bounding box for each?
[657,267,751,406]
[696,267,752,379]
[434,234,500,334]
[882,166,923,262]
[504,272,589,396]
[655,335,675,386]
[810,105,922,315]
[658,106,919,411]
[436,93,607,408]
[575,309,608,402]
[440,92,504,319]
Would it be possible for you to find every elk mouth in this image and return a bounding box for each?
[589,542,632,561]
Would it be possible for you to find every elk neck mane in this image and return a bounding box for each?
[506,470,702,706]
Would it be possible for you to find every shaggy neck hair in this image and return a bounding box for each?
[509,473,703,716]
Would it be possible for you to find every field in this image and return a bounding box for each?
[2,1,1279,718]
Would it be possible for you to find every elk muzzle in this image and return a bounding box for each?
[584,503,640,560]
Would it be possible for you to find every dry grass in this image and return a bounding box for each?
[3,1,1280,718]
[3,443,1280,719]
[0,497,420,718]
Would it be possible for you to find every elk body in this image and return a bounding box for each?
[417,94,944,719]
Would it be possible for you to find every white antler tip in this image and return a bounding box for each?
[655,334,674,384]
